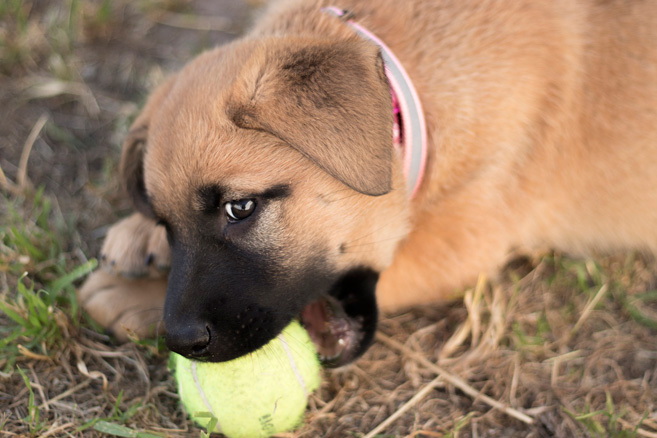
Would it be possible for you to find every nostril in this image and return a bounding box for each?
[190,326,212,355]
[166,322,212,359]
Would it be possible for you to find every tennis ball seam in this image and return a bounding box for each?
[190,361,223,434]
[278,332,310,397]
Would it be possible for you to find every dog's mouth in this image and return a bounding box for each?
[299,268,379,367]
[300,296,363,366]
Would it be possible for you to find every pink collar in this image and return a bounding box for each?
[323,7,427,199]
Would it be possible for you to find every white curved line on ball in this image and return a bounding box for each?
[191,361,223,433]
[279,333,308,397]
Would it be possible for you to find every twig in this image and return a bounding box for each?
[467,273,487,348]
[37,422,75,438]
[38,379,92,410]
[617,418,657,438]
[363,374,444,438]
[545,350,582,386]
[28,365,48,412]
[439,317,471,361]
[376,332,534,425]
[573,284,608,333]
[410,430,444,437]
[440,274,488,360]
[24,80,100,115]
[77,358,109,391]
[0,165,17,194]
[17,345,51,361]
[17,113,48,189]
[510,353,520,407]
[149,10,237,33]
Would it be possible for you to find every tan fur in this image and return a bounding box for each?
[80,0,657,339]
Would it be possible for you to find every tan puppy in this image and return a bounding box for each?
[79,0,657,366]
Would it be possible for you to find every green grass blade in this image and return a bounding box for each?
[93,421,138,437]
[9,226,45,260]
[0,302,28,327]
[49,259,98,294]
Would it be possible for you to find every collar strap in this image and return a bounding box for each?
[322,7,427,199]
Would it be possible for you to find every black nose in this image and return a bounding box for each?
[165,322,211,359]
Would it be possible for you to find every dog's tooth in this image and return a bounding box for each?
[319,353,341,364]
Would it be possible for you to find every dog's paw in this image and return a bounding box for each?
[77,269,167,341]
[100,213,171,279]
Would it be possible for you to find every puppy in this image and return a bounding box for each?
[79,0,657,367]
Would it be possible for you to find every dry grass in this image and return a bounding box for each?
[1,1,656,437]
[303,255,657,437]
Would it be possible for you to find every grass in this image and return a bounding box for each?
[16,366,46,436]
[0,189,170,436]
[0,189,95,369]
[79,391,168,437]
[565,391,649,438]
[1,1,657,437]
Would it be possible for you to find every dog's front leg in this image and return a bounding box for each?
[77,212,170,341]
[78,270,167,341]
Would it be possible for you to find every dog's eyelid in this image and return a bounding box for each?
[224,183,291,203]
[259,184,291,200]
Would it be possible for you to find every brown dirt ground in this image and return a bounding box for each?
[1,1,656,437]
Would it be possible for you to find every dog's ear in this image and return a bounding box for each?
[120,125,154,219]
[229,38,393,196]
[119,76,177,219]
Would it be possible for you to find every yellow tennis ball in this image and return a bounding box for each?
[172,320,321,438]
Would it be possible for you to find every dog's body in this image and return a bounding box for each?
[79,0,657,365]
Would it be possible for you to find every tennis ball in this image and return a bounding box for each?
[172,320,321,438]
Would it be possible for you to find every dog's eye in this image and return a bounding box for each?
[225,198,256,222]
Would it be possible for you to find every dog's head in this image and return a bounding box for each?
[121,37,410,366]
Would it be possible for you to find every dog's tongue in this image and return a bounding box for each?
[300,296,360,367]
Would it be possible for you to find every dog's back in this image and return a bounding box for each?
[246,0,657,307]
